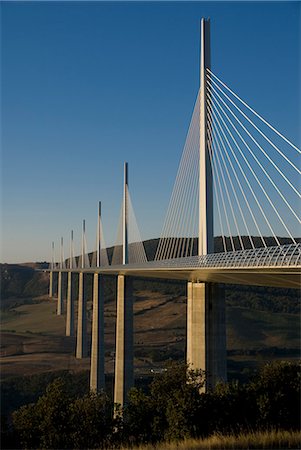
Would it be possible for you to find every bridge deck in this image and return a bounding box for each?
[48,244,301,289]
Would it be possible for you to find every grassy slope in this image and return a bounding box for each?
[127,430,301,450]
[1,287,300,381]
[227,306,300,349]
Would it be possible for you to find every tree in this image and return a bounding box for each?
[13,378,71,449]
[13,378,116,449]
[125,362,205,443]
[69,392,114,449]
[251,361,301,429]
[12,403,40,449]
[124,387,154,445]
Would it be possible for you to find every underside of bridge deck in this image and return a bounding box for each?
[48,267,300,289]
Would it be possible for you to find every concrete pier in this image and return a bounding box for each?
[187,281,226,389]
[49,271,53,298]
[90,273,105,392]
[114,275,133,407]
[76,272,87,358]
[66,272,74,336]
[57,271,64,315]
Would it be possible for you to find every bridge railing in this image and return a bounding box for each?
[49,244,300,271]
[123,244,301,270]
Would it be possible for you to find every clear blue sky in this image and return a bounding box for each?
[1,1,300,263]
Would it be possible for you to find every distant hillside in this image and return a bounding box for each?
[0,264,49,301]
[1,261,299,315]
[1,235,299,307]
[1,248,299,385]
[142,236,300,260]
[67,236,300,267]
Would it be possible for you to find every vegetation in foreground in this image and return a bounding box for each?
[127,430,301,450]
[2,361,300,449]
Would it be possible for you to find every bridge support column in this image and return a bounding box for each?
[66,272,74,336]
[57,271,64,315]
[187,281,226,390]
[114,275,133,408]
[90,273,105,392]
[76,272,87,358]
[49,271,53,298]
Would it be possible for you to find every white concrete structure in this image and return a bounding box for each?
[49,271,53,298]
[76,221,87,359]
[90,273,105,391]
[188,18,226,387]
[57,271,64,315]
[57,237,64,315]
[114,162,134,407]
[66,231,75,336]
[199,18,213,257]
[187,282,226,389]
[122,163,129,265]
[49,241,54,298]
[90,204,105,392]
[76,271,87,358]
[114,274,133,406]
[66,271,74,336]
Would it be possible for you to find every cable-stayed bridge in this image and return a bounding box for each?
[46,19,300,406]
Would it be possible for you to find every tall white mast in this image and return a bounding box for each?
[97,201,101,267]
[122,162,129,264]
[199,18,213,255]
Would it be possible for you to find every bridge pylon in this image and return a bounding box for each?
[199,17,213,256]
[57,237,64,315]
[66,230,75,337]
[90,202,105,392]
[187,18,226,389]
[76,220,88,359]
[49,241,54,298]
[114,163,134,407]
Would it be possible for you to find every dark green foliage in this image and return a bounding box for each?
[1,265,36,299]
[203,361,301,434]
[124,362,205,444]
[125,361,301,445]
[7,361,301,449]
[250,361,301,429]
[123,387,154,445]
[12,378,114,449]
[12,379,69,449]
[68,393,114,449]
[204,381,257,435]
[149,346,184,362]
[226,284,300,314]
[1,370,89,417]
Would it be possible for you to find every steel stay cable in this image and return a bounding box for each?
[157,92,201,259]
[156,108,195,260]
[155,109,196,259]
[207,102,256,250]
[208,82,301,209]
[207,124,227,253]
[208,111,245,250]
[207,73,301,179]
[210,92,292,245]
[175,114,200,258]
[169,98,200,259]
[158,95,200,259]
[209,98,268,247]
[207,123,235,251]
[207,68,301,155]
[210,89,298,243]
[170,115,197,259]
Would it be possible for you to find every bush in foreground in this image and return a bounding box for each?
[10,361,301,449]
